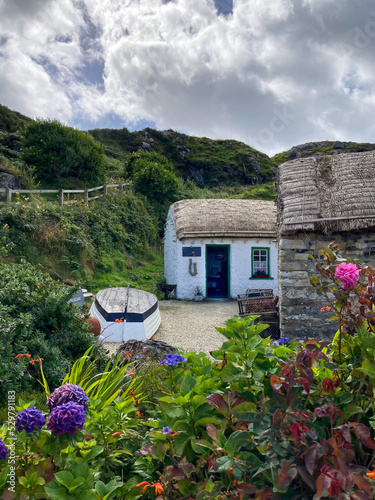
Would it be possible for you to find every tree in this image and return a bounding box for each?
[22,119,105,185]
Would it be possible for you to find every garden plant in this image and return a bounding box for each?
[1,247,375,499]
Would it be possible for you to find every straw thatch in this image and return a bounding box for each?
[277,151,375,235]
[170,199,277,239]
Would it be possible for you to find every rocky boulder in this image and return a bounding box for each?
[114,339,179,366]
[0,172,21,190]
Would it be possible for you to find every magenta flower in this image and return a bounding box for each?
[335,262,360,289]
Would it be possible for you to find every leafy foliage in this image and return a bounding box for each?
[0,262,103,401]
[21,119,105,185]
[129,152,179,205]
[91,126,275,187]
[2,278,375,497]
[0,193,159,289]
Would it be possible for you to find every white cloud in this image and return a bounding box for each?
[0,0,375,155]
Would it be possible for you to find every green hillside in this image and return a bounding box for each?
[90,127,275,187]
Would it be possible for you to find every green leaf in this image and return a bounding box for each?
[310,276,320,286]
[174,433,191,455]
[180,373,198,396]
[55,471,74,489]
[225,431,252,456]
[195,417,218,427]
[342,404,363,420]
[215,456,234,472]
[71,462,89,479]
[358,359,375,379]
[221,363,243,381]
[232,402,257,421]
[68,477,86,493]
[95,481,108,497]
[18,477,29,488]
[273,347,291,357]
[44,482,70,500]
[177,478,193,496]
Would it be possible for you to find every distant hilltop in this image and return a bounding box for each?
[1,103,375,188]
[273,140,375,165]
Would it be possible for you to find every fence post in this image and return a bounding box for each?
[59,189,64,207]
[5,188,12,204]
[103,184,107,196]
[84,188,89,204]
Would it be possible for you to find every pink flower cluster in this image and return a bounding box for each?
[334,262,360,289]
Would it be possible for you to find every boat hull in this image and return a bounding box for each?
[89,287,161,343]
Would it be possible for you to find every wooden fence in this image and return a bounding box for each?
[0,183,130,207]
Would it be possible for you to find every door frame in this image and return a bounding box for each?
[205,244,230,299]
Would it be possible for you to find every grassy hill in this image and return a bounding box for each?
[89,127,276,187]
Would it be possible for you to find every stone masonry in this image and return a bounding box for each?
[278,230,375,341]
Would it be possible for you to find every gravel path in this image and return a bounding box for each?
[103,300,238,357]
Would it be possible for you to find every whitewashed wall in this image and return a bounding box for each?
[164,208,178,285]
[164,215,278,300]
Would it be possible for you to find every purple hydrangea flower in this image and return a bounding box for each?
[270,340,279,346]
[47,401,86,436]
[162,426,170,434]
[159,354,187,366]
[47,384,89,411]
[16,406,46,433]
[0,439,8,461]
[278,337,290,344]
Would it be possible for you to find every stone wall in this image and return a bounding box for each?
[279,230,375,340]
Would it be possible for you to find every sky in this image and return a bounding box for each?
[0,0,375,156]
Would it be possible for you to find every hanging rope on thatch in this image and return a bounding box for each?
[188,258,197,276]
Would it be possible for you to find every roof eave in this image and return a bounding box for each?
[178,230,277,239]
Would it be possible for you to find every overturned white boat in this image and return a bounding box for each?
[89,287,161,343]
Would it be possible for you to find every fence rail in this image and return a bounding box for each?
[0,183,130,206]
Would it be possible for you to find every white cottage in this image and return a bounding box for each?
[164,199,277,300]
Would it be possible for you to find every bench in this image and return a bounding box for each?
[237,289,277,316]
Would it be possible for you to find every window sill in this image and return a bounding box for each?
[249,277,274,280]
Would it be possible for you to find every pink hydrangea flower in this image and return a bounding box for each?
[334,262,360,289]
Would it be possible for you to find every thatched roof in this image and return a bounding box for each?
[277,151,375,235]
[170,199,277,239]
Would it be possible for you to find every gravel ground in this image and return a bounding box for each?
[103,299,238,357]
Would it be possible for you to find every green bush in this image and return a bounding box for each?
[0,262,101,401]
[129,152,179,205]
[21,119,105,185]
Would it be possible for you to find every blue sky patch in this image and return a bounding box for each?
[214,0,233,16]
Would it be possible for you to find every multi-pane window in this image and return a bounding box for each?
[252,248,269,278]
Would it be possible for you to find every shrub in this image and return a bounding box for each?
[129,152,179,205]
[0,262,101,401]
[21,119,105,185]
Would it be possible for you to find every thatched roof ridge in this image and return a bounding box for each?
[170,199,277,239]
[277,151,375,235]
